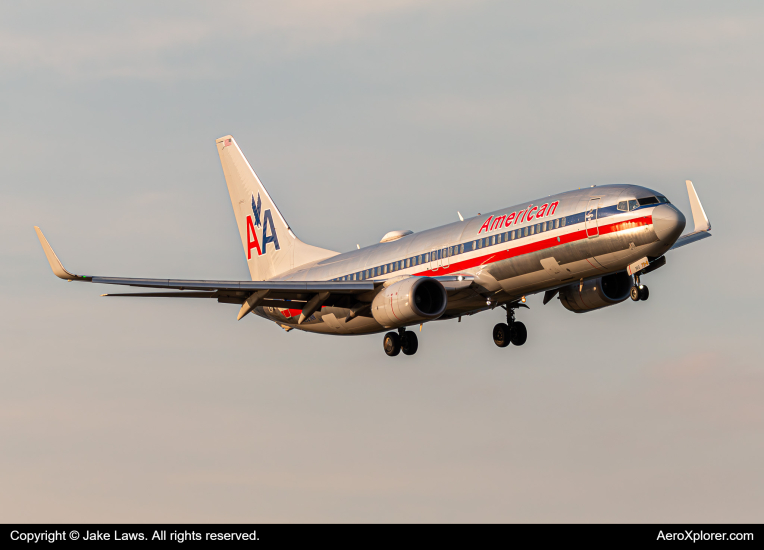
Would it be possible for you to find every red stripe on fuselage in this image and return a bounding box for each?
[412,215,653,277]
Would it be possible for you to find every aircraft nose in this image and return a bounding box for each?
[653,204,686,244]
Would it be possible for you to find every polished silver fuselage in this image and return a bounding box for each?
[255,184,685,334]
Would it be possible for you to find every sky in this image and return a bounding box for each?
[1,0,763,522]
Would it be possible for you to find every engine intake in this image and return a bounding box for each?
[559,271,632,313]
[371,277,447,328]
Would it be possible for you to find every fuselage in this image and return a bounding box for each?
[255,184,686,334]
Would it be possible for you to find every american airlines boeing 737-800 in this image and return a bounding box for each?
[35,135,712,356]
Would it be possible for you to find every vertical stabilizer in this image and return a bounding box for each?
[216,136,338,281]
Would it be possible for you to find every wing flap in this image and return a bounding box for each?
[90,276,374,292]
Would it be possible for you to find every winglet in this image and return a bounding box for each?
[34,227,85,280]
[686,180,711,233]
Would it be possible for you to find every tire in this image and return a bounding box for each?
[493,323,511,348]
[630,286,640,301]
[401,331,419,355]
[639,285,650,301]
[383,332,401,356]
[510,322,527,346]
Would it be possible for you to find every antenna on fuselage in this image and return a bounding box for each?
[457,211,464,222]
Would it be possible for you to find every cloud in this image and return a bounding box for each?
[0,0,452,79]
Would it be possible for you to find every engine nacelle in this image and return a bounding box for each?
[559,271,632,313]
[371,277,447,328]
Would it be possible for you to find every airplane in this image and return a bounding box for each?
[34,135,712,357]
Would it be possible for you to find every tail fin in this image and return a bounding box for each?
[216,135,338,281]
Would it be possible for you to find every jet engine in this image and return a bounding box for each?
[558,271,632,313]
[371,276,447,328]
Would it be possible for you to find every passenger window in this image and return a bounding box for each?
[561,217,567,227]
[617,201,628,211]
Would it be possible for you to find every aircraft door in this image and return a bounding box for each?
[585,197,600,238]
[430,248,440,271]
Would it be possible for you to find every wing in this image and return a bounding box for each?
[34,227,474,324]
[34,226,374,322]
[669,180,712,251]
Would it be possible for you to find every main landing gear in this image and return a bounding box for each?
[630,274,650,302]
[383,327,419,357]
[493,303,528,348]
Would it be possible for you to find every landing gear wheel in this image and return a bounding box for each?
[630,286,641,301]
[401,331,419,355]
[493,323,511,348]
[510,322,527,346]
[639,285,649,301]
[383,332,401,356]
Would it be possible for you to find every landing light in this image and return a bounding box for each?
[521,296,526,303]
[457,275,463,281]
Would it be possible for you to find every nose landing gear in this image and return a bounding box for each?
[383,327,419,357]
[630,274,649,301]
[493,302,528,348]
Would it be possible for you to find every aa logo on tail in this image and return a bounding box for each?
[246,193,280,259]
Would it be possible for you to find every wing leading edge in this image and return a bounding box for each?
[34,226,374,321]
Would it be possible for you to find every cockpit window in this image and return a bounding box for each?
[637,196,659,206]
[617,201,628,211]
[657,195,670,204]
[628,199,639,211]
